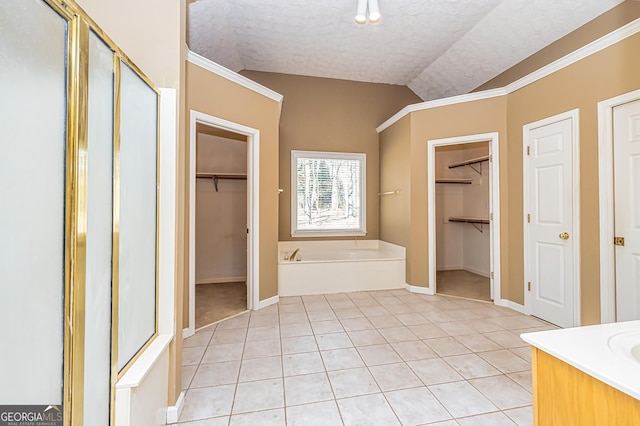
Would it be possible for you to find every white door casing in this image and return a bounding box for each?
[427,132,501,304]
[524,110,580,328]
[613,99,640,321]
[186,110,260,337]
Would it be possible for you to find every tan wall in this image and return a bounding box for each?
[185,62,281,323]
[505,31,640,325]
[239,71,421,241]
[380,30,640,325]
[379,115,412,249]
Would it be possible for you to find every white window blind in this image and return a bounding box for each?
[291,151,366,236]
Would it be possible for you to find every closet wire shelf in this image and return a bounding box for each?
[448,216,490,233]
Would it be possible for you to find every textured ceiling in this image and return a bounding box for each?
[188,0,623,101]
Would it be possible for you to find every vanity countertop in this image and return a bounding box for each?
[521,320,640,400]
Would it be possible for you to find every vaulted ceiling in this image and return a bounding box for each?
[188,0,623,101]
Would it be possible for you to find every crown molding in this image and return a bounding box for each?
[187,50,283,105]
[377,17,640,133]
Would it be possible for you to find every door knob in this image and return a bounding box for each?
[559,232,570,240]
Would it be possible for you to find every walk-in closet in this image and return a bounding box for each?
[195,124,248,328]
[435,142,491,301]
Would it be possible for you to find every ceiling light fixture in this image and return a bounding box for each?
[355,0,381,24]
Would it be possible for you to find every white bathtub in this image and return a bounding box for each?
[278,240,406,296]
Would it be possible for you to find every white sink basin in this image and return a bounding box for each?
[607,330,640,364]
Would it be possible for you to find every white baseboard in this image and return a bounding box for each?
[182,327,195,339]
[463,266,490,278]
[255,294,279,310]
[166,391,185,424]
[196,276,247,285]
[495,298,526,314]
[404,283,433,295]
[436,265,463,272]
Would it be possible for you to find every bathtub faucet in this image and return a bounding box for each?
[289,248,300,261]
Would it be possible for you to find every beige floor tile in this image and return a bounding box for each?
[504,406,533,426]
[509,346,532,363]
[278,303,305,313]
[202,343,244,363]
[191,361,241,388]
[469,375,532,410]
[183,331,214,348]
[285,401,342,426]
[454,334,503,353]
[333,307,365,319]
[280,322,313,338]
[238,356,282,382]
[483,331,528,349]
[311,319,345,334]
[507,371,532,393]
[278,312,309,325]
[177,416,229,425]
[378,326,419,343]
[368,314,403,328]
[384,303,416,315]
[352,298,383,308]
[478,350,530,374]
[210,329,247,345]
[408,324,449,339]
[180,385,235,422]
[306,309,337,321]
[425,336,472,357]
[428,381,498,418]
[487,316,532,330]
[182,365,197,390]
[328,299,357,310]
[229,409,285,426]
[279,296,302,305]
[340,317,375,331]
[337,393,400,426]
[421,310,457,323]
[283,352,325,376]
[304,302,332,312]
[242,338,281,359]
[183,346,207,366]
[356,344,402,366]
[320,348,365,371]
[327,367,380,398]
[347,329,387,346]
[248,315,279,328]
[408,358,463,385]
[316,332,353,350]
[456,412,516,425]
[246,325,280,342]
[284,372,334,406]
[395,312,431,326]
[301,294,327,303]
[385,387,451,424]
[437,321,477,336]
[368,363,423,391]
[359,305,391,317]
[215,315,249,330]
[232,378,284,414]
[390,340,439,361]
[281,335,318,355]
[443,354,501,379]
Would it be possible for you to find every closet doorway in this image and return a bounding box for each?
[187,111,260,336]
[427,133,501,303]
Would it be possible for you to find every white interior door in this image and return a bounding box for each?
[613,99,640,321]
[526,116,576,328]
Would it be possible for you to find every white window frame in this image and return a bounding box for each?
[291,150,367,237]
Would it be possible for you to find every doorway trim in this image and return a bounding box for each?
[523,109,581,327]
[427,132,501,303]
[598,89,640,323]
[187,110,260,337]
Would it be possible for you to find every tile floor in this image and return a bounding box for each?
[174,290,557,425]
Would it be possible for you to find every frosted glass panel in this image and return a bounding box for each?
[84,31,114,423]
[0,0,66,404]
[118,62,158,370]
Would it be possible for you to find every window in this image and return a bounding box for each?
[291,150,366,237]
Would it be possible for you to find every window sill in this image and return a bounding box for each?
[291,230,368,238]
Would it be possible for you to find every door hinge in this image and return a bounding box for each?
[489,155,492,162]
[614,236,625,246]
[490,272,494,279]
[490,213,493,220]
[527,146,530,156]
[528,282,531,291]
[527,214,531,223]
[247,228,249,234]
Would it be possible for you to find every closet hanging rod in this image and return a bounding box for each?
[196,172,247,192]
[447,155,490,169]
